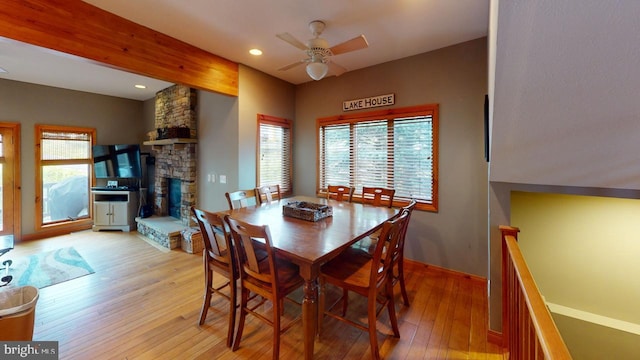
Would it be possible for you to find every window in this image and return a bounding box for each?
[257,115,292,195]
[36,125,96,229]
[318,104,438,211]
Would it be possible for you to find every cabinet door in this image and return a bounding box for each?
[94,202,112,226]
[110,201,129,226]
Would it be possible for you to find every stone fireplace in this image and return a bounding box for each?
[136,84,198,249]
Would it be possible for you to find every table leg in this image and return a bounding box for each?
[302,278,317,359]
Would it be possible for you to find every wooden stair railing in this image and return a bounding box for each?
[500,225,572,359]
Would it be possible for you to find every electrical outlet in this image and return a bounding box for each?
[219,175,226,184]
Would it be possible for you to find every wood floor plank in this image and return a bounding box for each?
[2,230,505,359]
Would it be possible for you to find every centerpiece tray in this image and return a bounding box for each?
[283,201,333,222]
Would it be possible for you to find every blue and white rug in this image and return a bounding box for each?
[7,247,94,289]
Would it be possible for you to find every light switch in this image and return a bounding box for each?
[207,174,211,182]
[219,175,226,184]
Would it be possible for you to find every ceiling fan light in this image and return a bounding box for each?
[306,62,328,81]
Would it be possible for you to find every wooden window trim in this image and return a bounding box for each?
[256,114,293,196]
[316,104,439,212]
[35,124,96,232]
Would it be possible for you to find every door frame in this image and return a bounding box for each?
[0,122,21,240]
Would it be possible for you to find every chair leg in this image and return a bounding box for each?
[226,276,237,348]
[199,266,213,325]
[386,279,400,337]
[341,288,349,316]
[367,292,381,360]
[273,296,281,360]
[232,288,249,351]
[398,261,410,306]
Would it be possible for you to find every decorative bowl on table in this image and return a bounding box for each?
[282,201,333,222]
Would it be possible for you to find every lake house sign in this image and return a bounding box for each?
[343,93,395,112]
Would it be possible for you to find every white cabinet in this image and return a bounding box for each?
[92,190,137,232]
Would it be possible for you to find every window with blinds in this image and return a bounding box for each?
[36,125,96,229]
[257,115,292,195]
[318,104,438,211]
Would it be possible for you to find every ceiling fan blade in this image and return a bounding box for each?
[276,33,308,51]
[328,61,348,77]
[278,59,307,71]
[329,35,368,55]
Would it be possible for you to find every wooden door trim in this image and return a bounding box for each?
[0,122,21,240]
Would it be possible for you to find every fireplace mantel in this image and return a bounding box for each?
[143,138,198,146]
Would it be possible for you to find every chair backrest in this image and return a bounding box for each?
[326,185,353,202]
[393,199,417,262]
[225,189,258,210]
[370,210,410,289]
[225,216,278,292]
[256,184,282,204]
[361,187,395,207]
[191,206,232,265]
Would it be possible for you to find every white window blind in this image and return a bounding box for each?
[258,115,292,194]
[318,104,438,211]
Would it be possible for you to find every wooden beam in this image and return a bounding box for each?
[0,0,238,97]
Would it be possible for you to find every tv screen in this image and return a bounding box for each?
[92,144,142,179]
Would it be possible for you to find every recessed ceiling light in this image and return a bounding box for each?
[249,48,263,56]
[134,84,146,89]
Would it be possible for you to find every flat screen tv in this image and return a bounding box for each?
[92,144,142,179]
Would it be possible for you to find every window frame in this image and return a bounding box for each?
[316,104,438,212]
[256,114,293,196]
[35,124,96,231]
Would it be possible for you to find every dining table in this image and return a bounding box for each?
[220,195,398,359]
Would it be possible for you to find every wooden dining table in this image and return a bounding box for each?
[221,195,398,359]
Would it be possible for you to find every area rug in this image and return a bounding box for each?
[6,247,95,289]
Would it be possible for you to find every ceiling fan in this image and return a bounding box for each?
[276,20,369,81]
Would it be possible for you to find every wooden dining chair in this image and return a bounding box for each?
[256,184,282,204]
[191,206,237,347]
[361,186,395,207]
[225,215,304,360]
[350,186,397,255]
[326,184,354,202]
[318,210,410,360]
[225,189,259,210]
[349,199,417,306]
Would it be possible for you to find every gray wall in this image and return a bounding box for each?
[187,65,295,213]
[294,38,488,275]
[0,78,145,235]
[488,0,640,334]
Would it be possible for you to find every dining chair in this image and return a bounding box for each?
[256,184,282,204]
[326,184,354,202]
[191,206,237,347]
[225,215,304,360]
[318,210,410,360]
[225,189,259,210]
[350,186,396,254]
[349,199,417,306]
[361,186,395,207]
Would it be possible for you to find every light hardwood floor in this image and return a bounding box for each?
[7,230,505,359]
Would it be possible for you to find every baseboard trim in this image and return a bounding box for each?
[404,258,488,284]
[487,329,503,346]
